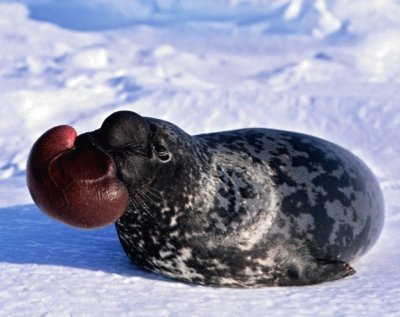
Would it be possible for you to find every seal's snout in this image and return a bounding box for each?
[74,132,98,149]
[26,125,129,229]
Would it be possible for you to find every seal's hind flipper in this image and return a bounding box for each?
[312,260,356,284]
[278,260,356,286]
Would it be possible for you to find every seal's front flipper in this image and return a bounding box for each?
[279,260,356,286]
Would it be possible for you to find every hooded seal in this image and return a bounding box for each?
[27,110,385,287]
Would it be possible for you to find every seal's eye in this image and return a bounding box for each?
[154,144,171,162]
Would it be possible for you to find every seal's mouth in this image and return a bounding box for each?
[26,125,130,229]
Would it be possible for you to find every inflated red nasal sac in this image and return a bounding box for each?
[26,125,129,229]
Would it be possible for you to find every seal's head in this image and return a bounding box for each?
[91,111,178,193]
[26,111,188,229]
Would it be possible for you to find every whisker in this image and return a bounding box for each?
[135,191,156,220]
[137,189,160,207]
[129,196,140,214]
[147,187,164,200]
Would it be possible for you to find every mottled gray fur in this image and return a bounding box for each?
[114,116,384,288]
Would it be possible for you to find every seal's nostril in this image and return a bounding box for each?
[75,132,97,148]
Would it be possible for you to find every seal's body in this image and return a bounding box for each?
[27,111,385,287]
[113,115,384,287]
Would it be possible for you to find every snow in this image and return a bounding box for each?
[0,0,399,316]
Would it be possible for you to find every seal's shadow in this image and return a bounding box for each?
[0,204,165,282]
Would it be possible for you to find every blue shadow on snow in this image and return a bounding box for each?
[0,204,166,282]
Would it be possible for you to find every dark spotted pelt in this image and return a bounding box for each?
[87,111,385,287]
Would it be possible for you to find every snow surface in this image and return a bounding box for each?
[0,1,400,316]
